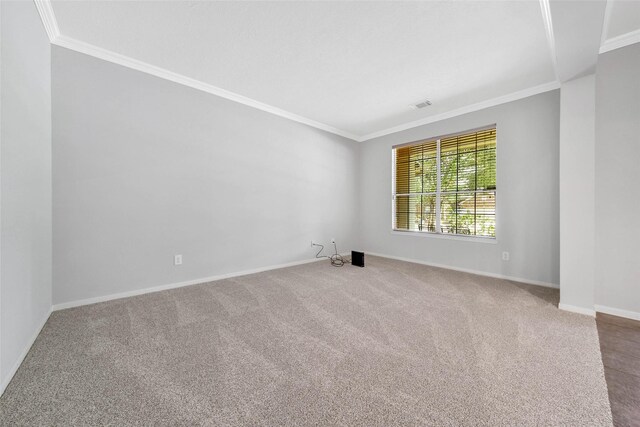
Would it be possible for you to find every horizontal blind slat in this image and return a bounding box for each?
[394,126,496,236]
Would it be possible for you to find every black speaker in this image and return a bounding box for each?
[351,251,365,267]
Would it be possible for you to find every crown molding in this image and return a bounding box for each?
[33,0,59,42]
[600,28,640,54]
[600,0,613,47]
[33,0,360,141]
[539,0,559,81]
[52,35,361,142]
[358,81,561,142]
[33,0,563,144]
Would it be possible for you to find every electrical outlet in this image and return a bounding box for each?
[502,251,510,261]
[331,238,335,244]
[174,254,183,265]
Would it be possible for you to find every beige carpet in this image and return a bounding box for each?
[0,256,612,426]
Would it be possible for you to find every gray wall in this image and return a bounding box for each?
[359,91,560,285]
[52,46,359,306]
[595,43,640,315]
[559,74,596,313]
[0,1,52,390]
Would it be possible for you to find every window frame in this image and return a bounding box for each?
[391,124,497,241]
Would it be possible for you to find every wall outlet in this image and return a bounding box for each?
[502,251,510,261]
[174,254,183,265]
[330,238,335,244]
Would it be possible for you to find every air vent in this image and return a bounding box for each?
[410,100,432,110]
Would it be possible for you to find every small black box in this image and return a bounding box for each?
[351,251,365,267]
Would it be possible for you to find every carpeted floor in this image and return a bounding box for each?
[0,256,612,426]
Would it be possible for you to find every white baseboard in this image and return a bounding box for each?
[53,255,340,311]
[365,252,559,289]
[558,303,596,317]
[594,304,640,321]
[0,307,52,397]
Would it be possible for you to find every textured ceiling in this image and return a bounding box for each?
[51,1,557,139]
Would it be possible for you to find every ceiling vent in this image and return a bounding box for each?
[411,100,432,109]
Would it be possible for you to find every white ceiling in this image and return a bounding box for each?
[604,0,640,39]
[551,0,607,82]
[44,1,640,141]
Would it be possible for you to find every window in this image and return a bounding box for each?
[393,126,496,238]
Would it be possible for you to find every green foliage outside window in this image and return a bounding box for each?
[394,128,496,237]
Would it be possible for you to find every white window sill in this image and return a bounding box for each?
[391,229,498,244]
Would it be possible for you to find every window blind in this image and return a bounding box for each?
[393,126,496,237]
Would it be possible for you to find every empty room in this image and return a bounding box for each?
[1,0,639,425]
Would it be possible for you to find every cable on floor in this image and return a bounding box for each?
[313,242,351,267]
